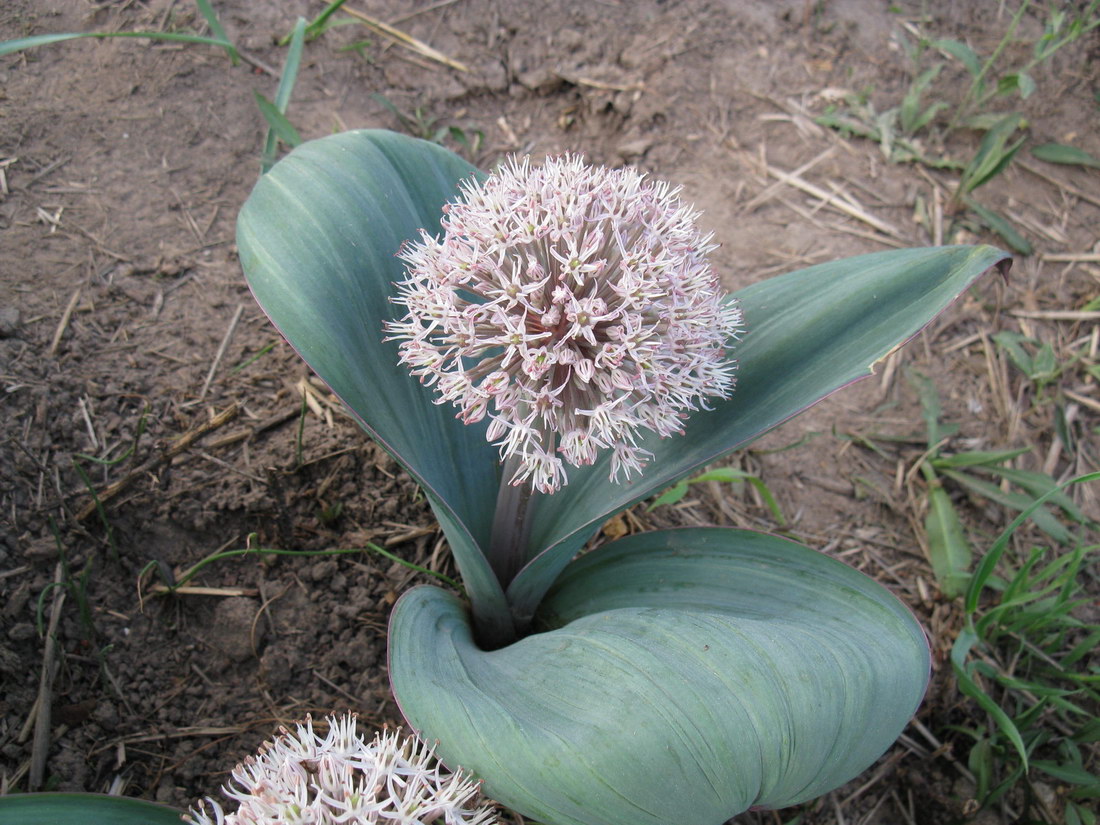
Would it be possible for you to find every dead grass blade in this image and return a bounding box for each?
[763,160,906,240]
[342,6,469,72]
[48,288,81,356]
[199,304,245,399]
[30,563,65,790]
[76,403,240,520]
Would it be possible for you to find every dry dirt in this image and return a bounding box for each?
[1,1,1098,823]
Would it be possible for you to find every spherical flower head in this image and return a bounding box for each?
[386,155,743,494]
[186,714,497,825]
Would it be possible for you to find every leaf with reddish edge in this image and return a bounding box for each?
[507,244,1011,627]
[236,130,513,643]
[390,528,931,825]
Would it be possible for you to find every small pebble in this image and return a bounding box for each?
[0,305,21,338]
[6,623,35,642]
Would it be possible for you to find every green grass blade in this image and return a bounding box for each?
[899,66,943,134]
[923,470,973,597]
[647,480,690,509]
[274,19,306,113]
[964,472,1100,614]
[694,467,786,525]
[305,0,350,40]
[939,467,1071,543]
[951,627,1030,770]
[230,340,277,373]
[371,93,414,132]
[278,0,350,45]
[962,196,1033,255]
[254,92,303,149]
[908,369,953,448]
[958,114,1026,195]
[0,29,235,58]
[992,329,1035,373]
[981,466,1089,523]
[1031,142,1100,169]
[259,17,306,173]
[932,447,1030,468]
[1074,719,1100,743]
[71,459,118,559]
[1065,627,1100,666]
[173,543,461,592]
[193,0,239,64]
[647,467,786,524]
[1032,760,1100,787]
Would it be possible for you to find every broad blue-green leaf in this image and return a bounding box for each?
[508,243,1009,623]
[391,528,929,825]
[0,793,183,825]
[236,130,513,641]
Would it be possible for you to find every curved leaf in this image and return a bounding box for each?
[0,793,184,825]
[509,244,1010,623]
[236,130,513,640]
[390,528,930,825]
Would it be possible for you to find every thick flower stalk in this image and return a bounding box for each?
[187,714,498,825]
[386,155,743,494]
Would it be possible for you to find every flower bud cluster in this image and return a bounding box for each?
[187,714,497,825]
[386,155,742,493]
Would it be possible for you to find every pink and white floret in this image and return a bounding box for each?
[187,714,497,825]
[386,155,743,494]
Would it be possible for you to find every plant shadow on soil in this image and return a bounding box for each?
[1,1,1097,822]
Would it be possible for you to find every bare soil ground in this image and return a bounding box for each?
[1,1,1097,823]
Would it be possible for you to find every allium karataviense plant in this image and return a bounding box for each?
[187,715,497,825]
[235,130,1010,825]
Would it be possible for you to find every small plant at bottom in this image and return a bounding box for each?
[0,717,497,825]
[187,714,498,825]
